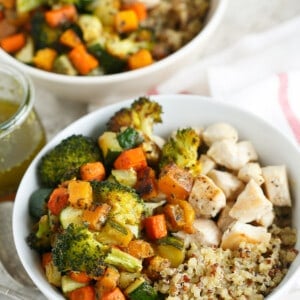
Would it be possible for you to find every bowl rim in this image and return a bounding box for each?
[0,0,227,84]
[12,94,300,300]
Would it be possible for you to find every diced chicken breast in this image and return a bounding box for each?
[262,165,292,207]
[229,179,273,223]
[221,221,271,250]
[238,141,258,161]
[188,174,226,218]
[174,218,222,247]
[202,122,238,146]
[199,154,216,175]
[207,169,244,201]
[256,210,275,228]
[238,162,265,185]
[207,140,258,171]
[217,203,236,232]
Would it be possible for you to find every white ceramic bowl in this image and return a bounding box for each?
[13,94,300,299]
[0,0,226,104]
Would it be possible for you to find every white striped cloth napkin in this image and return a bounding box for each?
[149,15,300,147]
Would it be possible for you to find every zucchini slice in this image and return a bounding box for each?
[59,206,83,229]
[125,277,158,300]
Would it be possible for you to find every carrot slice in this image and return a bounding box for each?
[0,32,26,53]
[115,9,138,33]
[128,49,153,70]
[68,44,99,75]
[123,2,147,21]
[114,147,147,171]
[69,285,95,300]
[144,214,168,240]
[41,252,52,268]
[101,287,126,300]
[0,0,14,9]
[69,271,92,283]
[80,161,106,182]
[45,5,77,28]
[47,187,69,215]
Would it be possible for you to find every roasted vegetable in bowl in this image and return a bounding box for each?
[26,97,298,299]
[0,0,210,75]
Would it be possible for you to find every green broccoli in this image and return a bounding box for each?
[91,180,144,226]
[30,11,62,50]
[106,97,163,166]
[52,224,142,277]
[38,134,102,187]
[26,215,52,253]
[159,127,201,175]
[107,97,162,138]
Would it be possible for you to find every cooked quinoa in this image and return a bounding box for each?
[142,0,210,58]
[154,225,298,300]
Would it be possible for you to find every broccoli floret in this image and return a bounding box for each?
[27,215,52,253]
[107,97,162,138]
[159,127,201,175]
[38,134,102,187]
[52,224,142,277]
[91,180,144,226]
[30,11,62,50]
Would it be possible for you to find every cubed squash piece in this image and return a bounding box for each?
[33,47,57,71]
[158,163,193,200]
[68,180,93,209]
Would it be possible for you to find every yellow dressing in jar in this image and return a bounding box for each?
[0,64,46,200]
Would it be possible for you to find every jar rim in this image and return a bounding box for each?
[0,63,34,137]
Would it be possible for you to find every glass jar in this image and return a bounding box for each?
[0,63,46,200]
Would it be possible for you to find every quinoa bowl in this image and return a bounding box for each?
[13,94,300,299]
[0,0,226,104]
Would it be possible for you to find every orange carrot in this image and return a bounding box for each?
[69,271,92,283]
[68,44,99,75]
[134,166,158,200]
[123,2,147,21]
[45,5,77,28]
[0,32,26,53]
[101,287,126,300]
[144,214,168,240]
[69,285,95,300]
[33,48,57,71]
[41,252,52,268]
[157,163,194,200]
[115,9,138,33]
[114,147,147,171]
[128,49,153,70]
[80,161,106,182]
[82,203,111,231]
[47,187,69,215]
[0,0,14,9]
[59,28,82,48]
[0,10,4,21]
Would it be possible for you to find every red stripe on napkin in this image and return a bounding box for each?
[278,73,300,144]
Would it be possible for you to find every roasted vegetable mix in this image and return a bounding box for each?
[27,97,298,299]
[0,0,210,75]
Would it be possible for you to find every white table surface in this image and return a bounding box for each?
[34,0,300,142]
